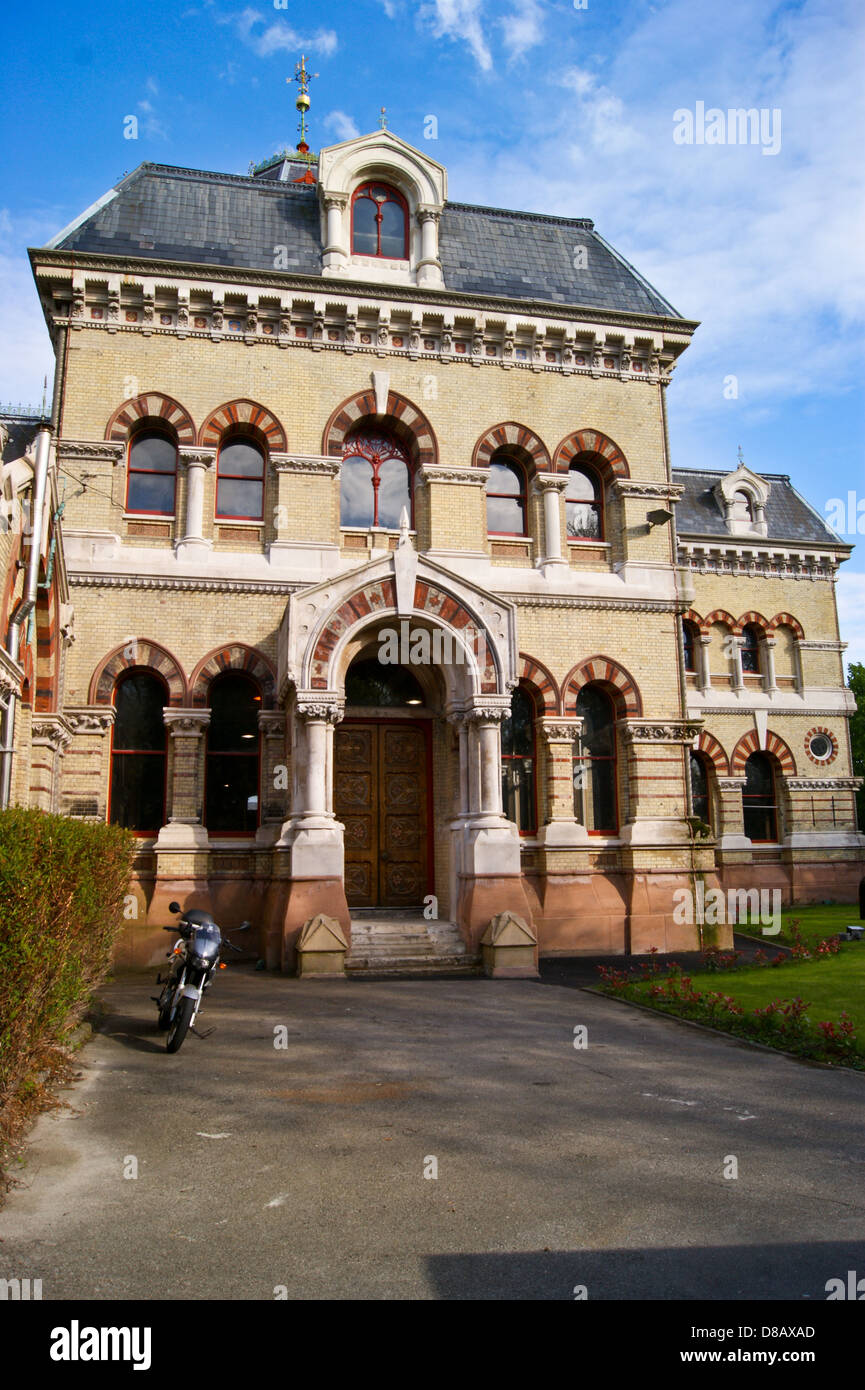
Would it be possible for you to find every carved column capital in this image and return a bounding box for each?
[163,709,211,737]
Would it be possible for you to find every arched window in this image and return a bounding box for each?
[566,462,603,539]
[731,490,754,523]
[501,686,536,834]
[690,750,712,830]
[486,459,527,536]
[126,430,177,515]
[109,671,167,832]
[216,436,265,520]
[205,674,261,833]
[682,620,698,673]
[340,432,412,529]
[742,752,777,842]
[351,182,409,259]
[741,624,762,674]
[573,686,618,833]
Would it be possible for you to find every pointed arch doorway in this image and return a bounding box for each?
[335,656,434,908]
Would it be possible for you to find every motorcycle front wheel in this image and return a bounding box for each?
[166,996,195,1053]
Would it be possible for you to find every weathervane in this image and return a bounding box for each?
[379,106,388,130]
[737,445,745,466]
[289,54,318,157]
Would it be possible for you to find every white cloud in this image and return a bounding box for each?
[421,0,492,72]
[324,110,360,142]
[837,571,865,668]
[220,8,337,59]
[377,0,398,15]
[500,0,544,60]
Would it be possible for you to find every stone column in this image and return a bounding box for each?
[156,710,210,847]
[763,636,778,693]
[532,476,568,573]
[274,694,349,970]
[716,776,750,848]
[416,207,443,286]
[537,718,586,847]
[697,633,712,692]
[176,450,215,560]
[322,193,348,271]
[458,697,533,948]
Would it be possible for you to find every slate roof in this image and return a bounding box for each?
[673,469,847,547]
[44,162,683,318]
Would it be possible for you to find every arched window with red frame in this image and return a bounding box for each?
[205,672,261,834]
[566,461,603,539]
[126,429,177,516]
[340,430,413,529]
[351,182,409,259]
[682,619,699,673]
[741,623,762,675]
[573,685,618,833]
[109,670,167,833]
[486,457,527,536]
[216,434,265,521]
[501,685,537,834]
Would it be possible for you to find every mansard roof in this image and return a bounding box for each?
[673,468,848,548]
[43,160,683,319]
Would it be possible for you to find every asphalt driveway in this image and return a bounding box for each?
[1,967,863,1300]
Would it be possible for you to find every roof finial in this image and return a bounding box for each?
[379,106,388,130]
[289,54,318,157]
[737,444,745,466]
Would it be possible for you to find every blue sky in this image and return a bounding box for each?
[1,0,863,661]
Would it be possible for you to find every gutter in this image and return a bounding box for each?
[0,425,51,808]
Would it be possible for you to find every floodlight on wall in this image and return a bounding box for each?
[646,508,674,529]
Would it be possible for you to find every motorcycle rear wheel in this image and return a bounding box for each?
[166,996,195,1053]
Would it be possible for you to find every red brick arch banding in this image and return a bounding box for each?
[472,423,551,473]
[693,731,730,776]
[768,612,805,640]
[561,656,642,717]
[552,429,629,482]
[189,645,276,708]
[90,639,187,706]
[105,392,196,444]
[518,653,559,714]
[199,400,286,452]
[731,729,796,777]
[322,389,437,467]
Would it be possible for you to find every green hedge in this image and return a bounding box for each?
[0,808,133,1174]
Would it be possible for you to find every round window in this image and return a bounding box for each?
[807,733,833,761]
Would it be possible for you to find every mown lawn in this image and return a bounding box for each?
[631,944,865,1036]
[739,901,862,948]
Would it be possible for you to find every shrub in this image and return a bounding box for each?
[0,808,133,1194]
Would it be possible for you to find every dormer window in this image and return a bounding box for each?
[351,183,408,259]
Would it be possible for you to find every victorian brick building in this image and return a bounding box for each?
[9,115,861,971]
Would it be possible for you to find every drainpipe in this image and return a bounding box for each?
[0,425,52,808]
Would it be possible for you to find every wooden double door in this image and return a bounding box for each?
[334,720,431,907]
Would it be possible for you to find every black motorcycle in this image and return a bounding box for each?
[154,902,250,1052]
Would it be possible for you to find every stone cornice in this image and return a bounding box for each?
[0,645,25,697]
[32,246,698,338]
[418,466,490,487]
[163,709,211,736]
[65,705,116,734]
[512,595,679,613]
[272,454,340,476]
[31,715,74,751]
[57,440,125,462]
[786,777,862,791]
[694,707,854,719]
[679,542,847,575]
[613,480,685,501]
[68,573,304,595]
[618,719,703,743]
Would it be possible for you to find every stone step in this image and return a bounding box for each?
[346,915,477,976]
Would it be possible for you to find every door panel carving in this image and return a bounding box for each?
[335,721,429,907]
